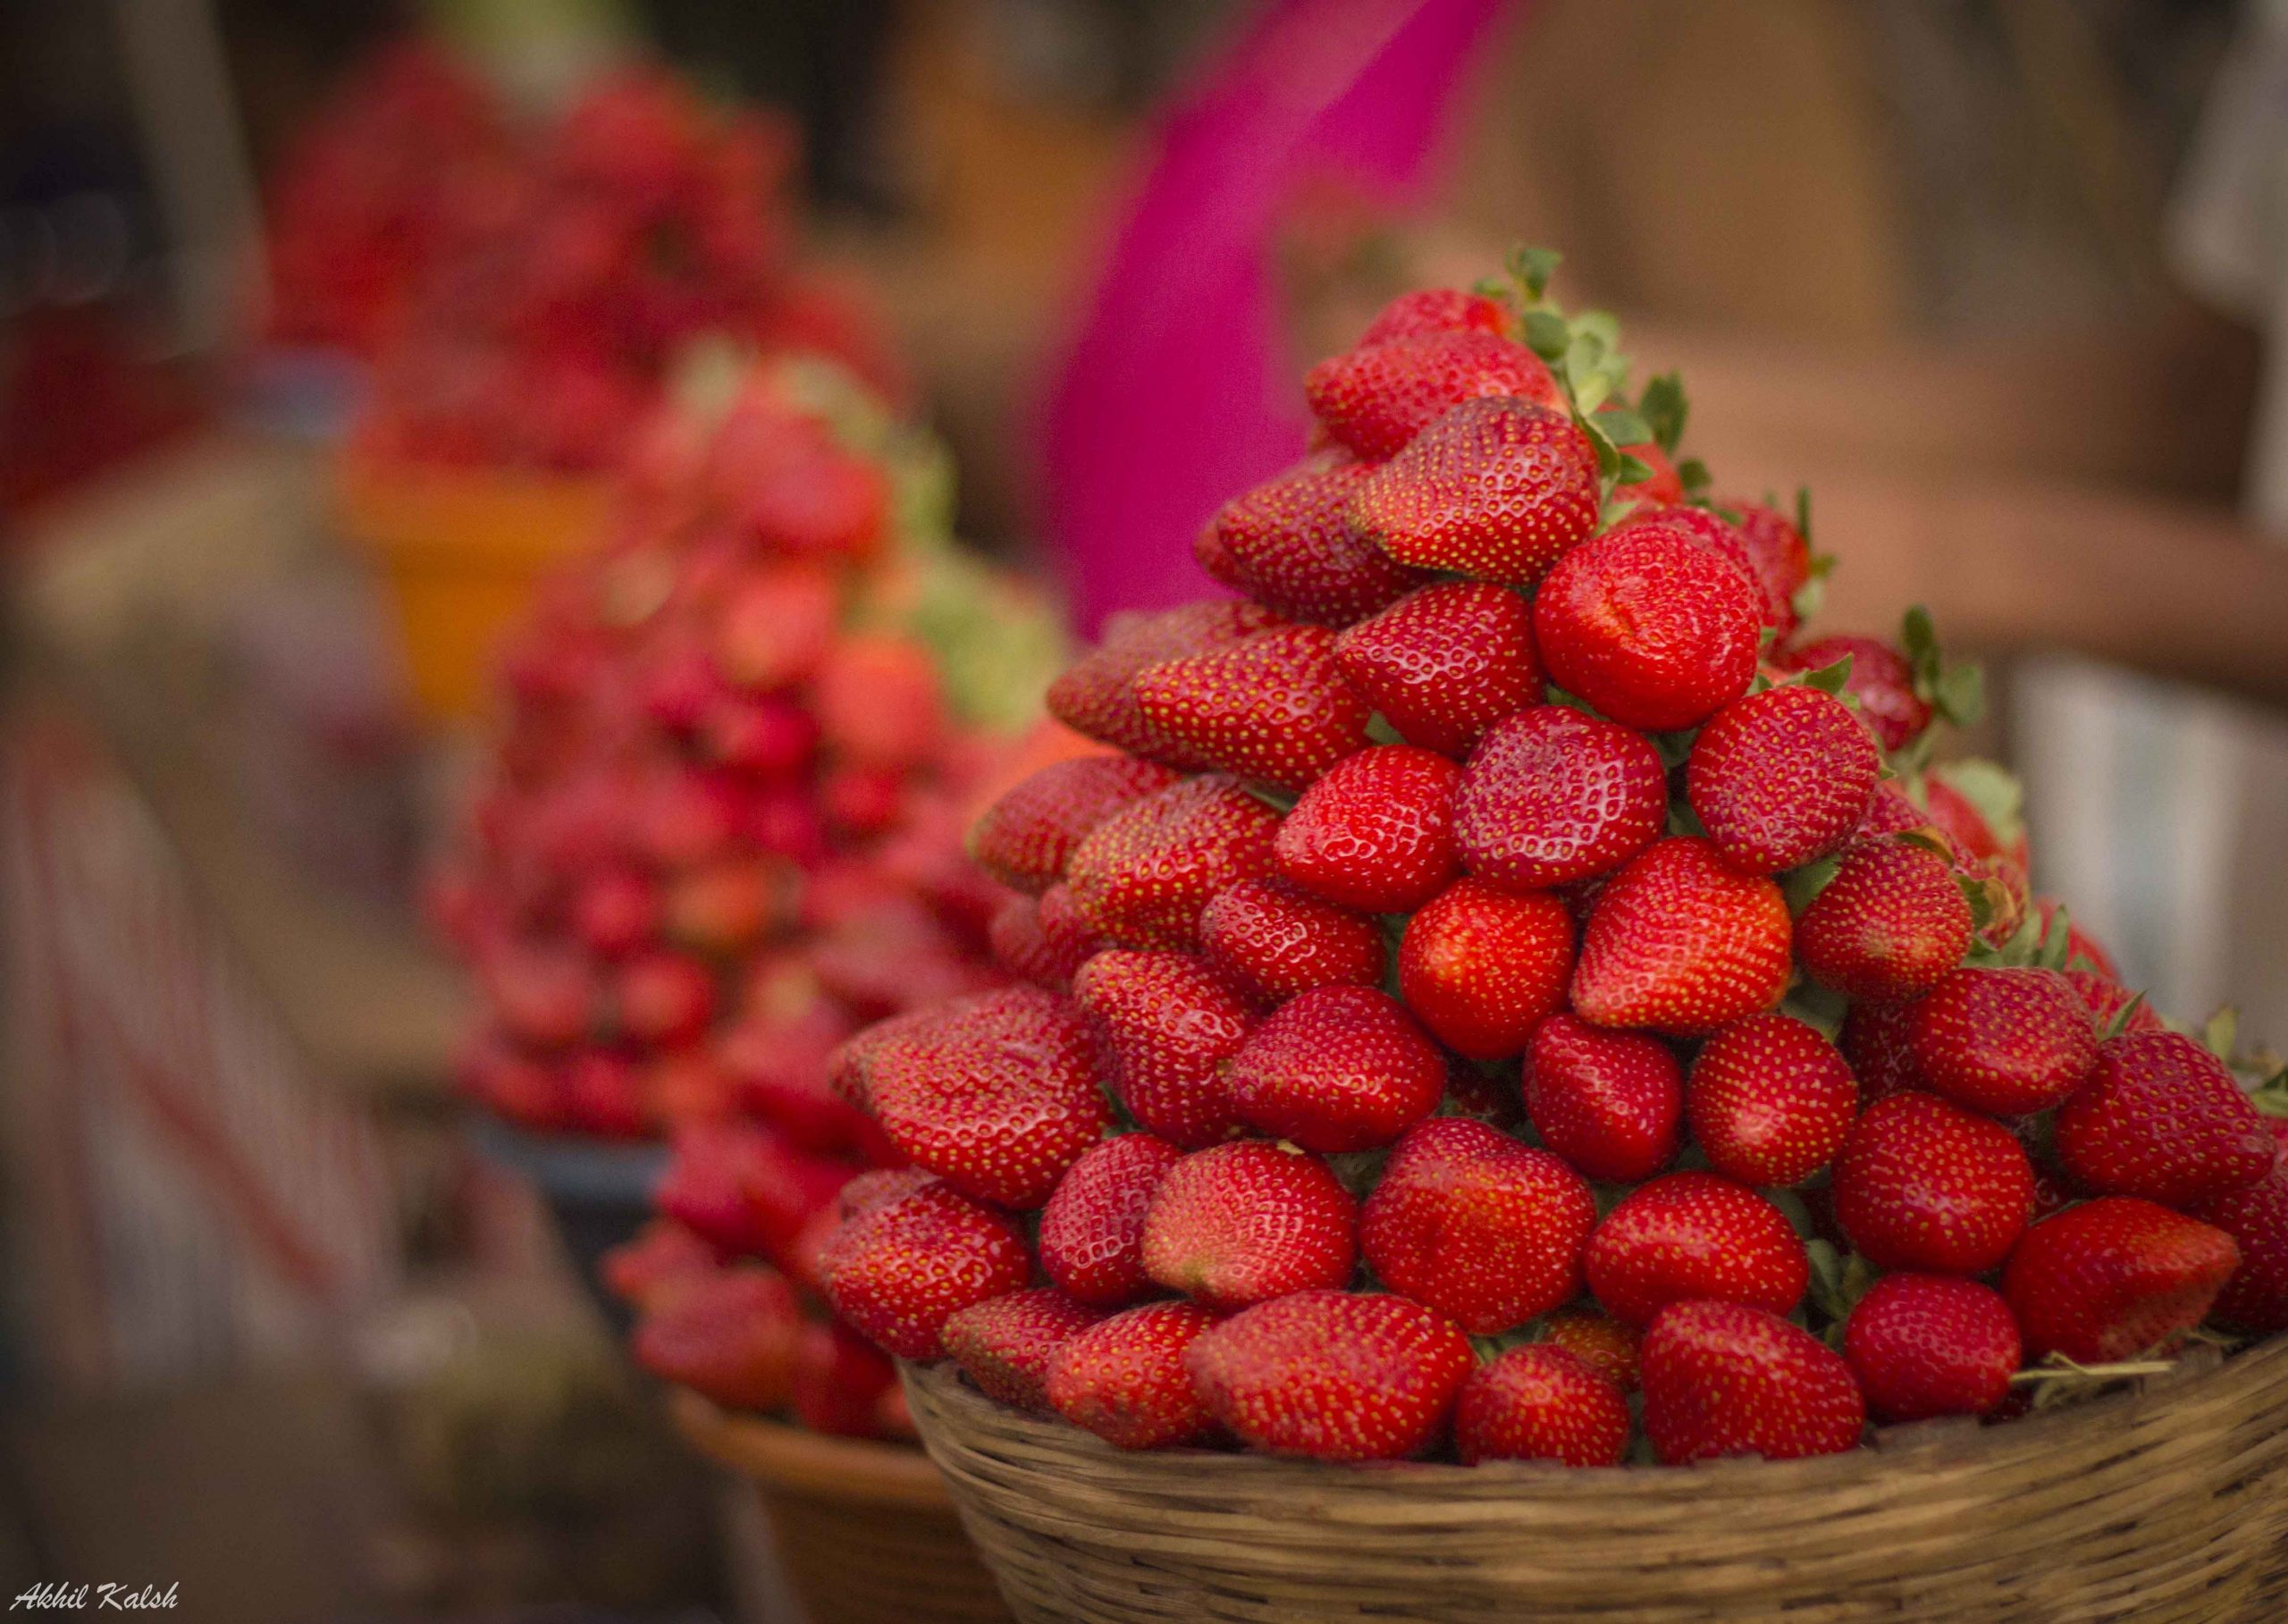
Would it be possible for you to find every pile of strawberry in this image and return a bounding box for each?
[817,255,2288,1468]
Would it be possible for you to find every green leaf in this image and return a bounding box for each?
[2036,904,2074,972]
[2099,992,2149,1043]
[1638,372,1688,456]
[1794,484,1813,547]
[1934,663,1987,728]
[1782,853,1846,916]
[1469,274,1513,300]
[1932,759,2025,851]
[1521,308,1570,362]
[1799,653,1856,697]
[1577,411,1622,480]
[1509,245,1562,302]
[1593,406,1653,448]
[1901,604,1939,669]
[1614,453,1656,486]
[1790,571,1827,627]
[1599,492,1647,529]
[1676,457,1712,496]
[1666,799,1709,839]
[2204,1006,2241,1064]
[1781,978,1850,1041]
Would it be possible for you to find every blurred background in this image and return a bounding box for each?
[4,0,2287,1620]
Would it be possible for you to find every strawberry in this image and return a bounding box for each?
[812,635,945,769]
[601,1219,720,1309]
[484,942,598,1049]
[2055,1031,2274,1207]
[1796,838,1974,1003]
[1197,878,1385,1007]
[1047,599,1284,762]
[1361,1117,1597,1333]
[2003,1197,2240,1362]
[1454,1344,1631,1467]
[1713,499,1815,638]
[712,560,839,689]
[2191,1157,2288,1334]
[2064,968,2163,1035]
[1640,1300,1864,1463]
[1614,438,1685,508]
[1570,837,1793,1036]
[1132,624,1373,792]
[1584,1172,1809,1326]
[820,1180,1033,1359]
[1224,985,1446,1151]
[571,864,661,959]
[1333,580,1543,758]
[1141,1140,1358,1308]
[1534,523,1762,730]
[1923,764,2030,871]
[1347,397,1601,586]
[1686,1014,1859,1187]
[1540,1306,1643,1391]
[1453,705,1667,890]
[1780,635,1931,753]
[791,1320,900,1438]
[657,1120,854,1261]
[1525,1014,1684,1182]
[1305,330,1561,460]
[1064,774,1281,948]
[1274,745,1460,913]
[1841,999,1925,1100]
[1907,967,2099,1115]
[1685,685,1880,873]
[1045,1300,1220,1449]
[987,886,1101,990]
[1038,1132,1183,1306]
[1831,1091,2033,1273]
[1396,879,1575,1060]
[942,1288,1106,1412]
[1197,453,1424,625]
[968,753,1181,895]
[1841,1273,2019,1422]
[1356,288,1514,346]
[631,1264,802,1411]
[1071,948,1250,1148]
[1186,1290,1476,1461]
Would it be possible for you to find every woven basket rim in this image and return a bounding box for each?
[668,1386,953,1509]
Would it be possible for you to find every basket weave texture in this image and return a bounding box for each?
[903,1338,2288,1623]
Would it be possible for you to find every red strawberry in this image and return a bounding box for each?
[1274,745,1460,913]
[1614,438,1685,508]
[1186,1290,1476,1461]
[1831,1091,2033,1274]
[1685,684,1880,873]
[820,1181,1033,1359]
[631,1265,802,1411]
[1396,879,1575,1060]
[1453,705,1667,890]
[1841,999,1924,1100]
[791,1320,901,1438]
[601,1220,719,1310]
[1357,288,1514,346]
[987,886,1101,990]
[1534,523,1762,730]
[1632,504,1787,636]
[1072,949,1250,1148]
[1640,1300,1863,1463]
[1907,967,2098,1115]
[1571,837,1793,1036]
[1455,1344,1631,1467]
[1064,774,1281,948]
[1047,600,1284,762]
[968,753,1182,895]
[1305,330,1561,460]
[2064,968,2163,1035]
[1197,453,1424,625]
[1141,1140,1358,1308]
[1045,1300,1220,1449]
[1525,1013,1684,1182]
[1922,764,2030,871]
[1038,1132,1183,1306]
[1841,1273,2019,1422]
[1714,499,1814,637]
[1687,1014,1859,1187]
[1584,1172,1809,1326]
[1347,398,1601,587]
[616,948,720,1046]
[1224,985,1445,1151]
[1796,838,1974,1003]
[1197,878,1386,1007]
[571,865,661,959]
[2055,1031,2273,1207]
[1132,624,1373,792]
[942,1288,1106,1413]
[713,561,839,689]
[1333,580,1543,758]
[1781,635,1931,753]
[1541,1306,1644,1392]
[483,942,597,1049]
[657,1121,854,1260]
[2191,1157,2288,1334]
[1361,1117,1596,1333]
[2003,1197,2240,1362]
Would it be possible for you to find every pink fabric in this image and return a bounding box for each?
[1039,0,1518,633]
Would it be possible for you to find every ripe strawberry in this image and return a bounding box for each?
[1534,523,1762,730]
[1038,1132,1183,1306]
[601,1220,719,1310]
[1453,705,1667,890]
[1141,1140,1358,1308]
[987,886,1101,990]
[1584,1172,1809,1326]
[1133,624,1372,792]
[1687,1014,1859,1187]
[1796,838,1974,1003]
[1715,499,1815,637]
[1357,288,1514,346]
[820,1181,1032,1359]
[2191,1157,2288,1334]
[1780,635,1931,752]
[1186,1290,1476,1461]
[713,560,839,689]
[1686,685,1880,873]
[1629,504,1784,636]
[1197,453,1423,625]
[484,942,598,1049]
[1841,1273,2019,1422]
[1224,985,1446,1151]
[792,1320,900,1438]
[1831,1091,2033,1274]
[1455,1344,1631,1467]
[1525,1014,1684,1182]
[1541,1306,1644,1391]
[1571,837,1793,1036]
[1907,967,2098,1115]
[1361,1117,1597,1333]
[572,864,661,959]
[2055,1031,2273,1207]
[1274,745,1460,912]
[1347,398,1601,587]
[1841,999,1924,1100]
[1396,879,1575,1059]
[1305,330,1561,460]
[1047,599,1283,762]
[2003,1197,2240,1362]
[1072,949,1250,1148]
[2064,968,2163,1035]
[1197,878,1385,1007]
[658,1120,850,1259]
[1614,438,1686,508]
[1640,1300,1864,1463]
[1045,1300,1220,1449]
[812,635,946,769]
[1922,765,2029,871]
[968,753,1181,895]
[942,1288,1106,1413]
[1064,774,1281,948]
[1333,580,1543,758]
[631,1265,802,1411]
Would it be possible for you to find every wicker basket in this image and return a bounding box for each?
[902,1337,2288,1623]
[670,1387,1015,1624]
